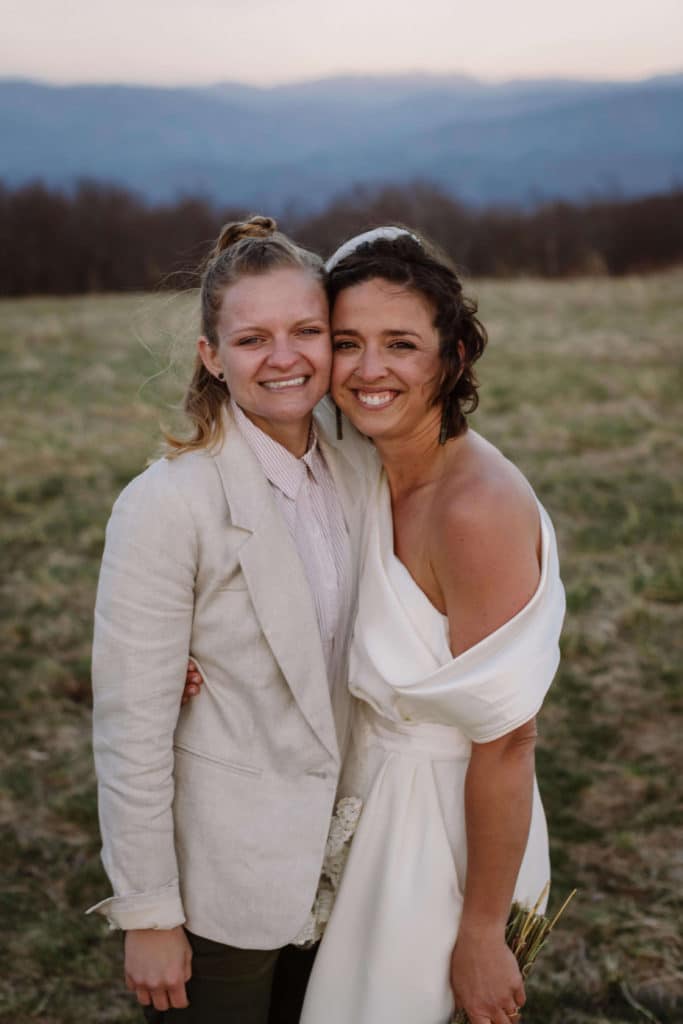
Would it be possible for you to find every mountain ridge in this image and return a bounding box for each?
[2,73,681,209]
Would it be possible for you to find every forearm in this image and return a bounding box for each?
[90,467,197,926]
[459,728,536,937]
[92,564,194,907]
[91,641,189,927]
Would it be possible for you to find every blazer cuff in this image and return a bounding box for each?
[86,881,186,932]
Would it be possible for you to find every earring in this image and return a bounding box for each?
[335,403,343,441]
[217,372,225,382]
[438,403,449,445]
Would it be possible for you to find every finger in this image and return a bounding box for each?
[514,983,526,1008]
[492,1009,515,1024]
[502,1000,521,1016]
[135,987,152,1007]
[188,659,196,671]
[150,988,170,1012]
[169,982,189,1009]
[500,1008,521,1024]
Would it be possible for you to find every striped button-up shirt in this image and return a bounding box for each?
[232,402,351,692]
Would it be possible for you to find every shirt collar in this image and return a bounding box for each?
[231,400,321,501]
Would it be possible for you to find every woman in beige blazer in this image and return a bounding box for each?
[89,217,373,1023]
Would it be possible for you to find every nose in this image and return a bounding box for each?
[356,345,387,382]
[267,333,299,370]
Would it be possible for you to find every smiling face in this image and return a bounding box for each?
[331,278,443,443]
[198,267,331,450]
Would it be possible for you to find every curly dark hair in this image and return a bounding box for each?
[326,231,487,440]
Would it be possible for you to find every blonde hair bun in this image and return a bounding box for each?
[213,215,278,257]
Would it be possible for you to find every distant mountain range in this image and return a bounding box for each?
[1,73,682,209]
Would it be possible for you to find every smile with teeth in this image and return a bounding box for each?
[355,389,398,409]
[261,376,308,391]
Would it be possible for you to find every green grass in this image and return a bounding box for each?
[1,273,682,1022]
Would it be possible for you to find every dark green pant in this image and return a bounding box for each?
[142,931,318,1024]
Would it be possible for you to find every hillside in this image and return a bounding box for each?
[1,73,682,208]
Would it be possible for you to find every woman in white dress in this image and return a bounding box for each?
[298,228,566,1024]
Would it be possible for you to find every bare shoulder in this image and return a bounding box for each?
[431,432,542,653]
[433,432,539,549]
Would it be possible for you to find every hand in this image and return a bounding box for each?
[181,658,204,706]
[124,926,193,1011]
[451,927,525,1024]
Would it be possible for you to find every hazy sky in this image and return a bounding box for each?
[2,0,681,85]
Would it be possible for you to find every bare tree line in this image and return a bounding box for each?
[1,179,682,296]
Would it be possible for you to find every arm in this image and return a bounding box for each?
[451,722,536,1023]
[90,461,198,1008]
[434,480,542,1023]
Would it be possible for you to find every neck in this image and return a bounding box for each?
[374,411,457,499]
[241,408,313,458]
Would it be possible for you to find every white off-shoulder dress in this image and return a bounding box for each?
[300,474,566,1024]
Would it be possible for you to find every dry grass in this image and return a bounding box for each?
[1,272,681,1023]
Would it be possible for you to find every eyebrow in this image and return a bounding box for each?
[228,316,326,337]
[331,328,422,338]
[291,317,327,327]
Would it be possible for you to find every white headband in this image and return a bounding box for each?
[325,226,420,272]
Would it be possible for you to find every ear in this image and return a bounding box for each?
[436,339,467,392]
[197,336,223,379]
[452,339,466,383]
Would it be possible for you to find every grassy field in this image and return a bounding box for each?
[1,272,681,1023]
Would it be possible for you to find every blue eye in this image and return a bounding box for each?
[237,336,261,346]
[332,340,358,351]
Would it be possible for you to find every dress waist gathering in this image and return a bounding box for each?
[353,698,472,760]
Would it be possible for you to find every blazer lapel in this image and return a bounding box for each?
[212,412,339,761]
[313,403,365,559]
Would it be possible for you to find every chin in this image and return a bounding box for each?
[260,386,326,417]
[342,412,389,440]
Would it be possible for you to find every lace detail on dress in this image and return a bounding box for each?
[292,796,362,947]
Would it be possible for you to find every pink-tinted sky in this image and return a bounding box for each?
[1,0,680,85]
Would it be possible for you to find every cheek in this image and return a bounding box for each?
[308,336,333,377]
[416,354,443,393]
[221,348,254,393]
[330,359,349,402]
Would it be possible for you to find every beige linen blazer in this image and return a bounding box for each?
[89,402,375,948]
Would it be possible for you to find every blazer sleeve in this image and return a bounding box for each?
[88,459,198,930]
